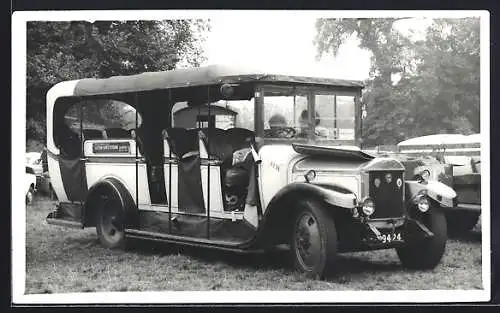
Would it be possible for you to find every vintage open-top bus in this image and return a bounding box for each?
[45,65,457,278]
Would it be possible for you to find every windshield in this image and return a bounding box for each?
[261,85,357,143]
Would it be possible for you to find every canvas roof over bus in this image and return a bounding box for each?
[46,65,364,154]
[70,64,364,96]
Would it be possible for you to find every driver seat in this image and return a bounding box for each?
[198,128,251,188]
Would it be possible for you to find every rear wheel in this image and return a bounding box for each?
[397,206,447,269]
[290,200,337,278]
[96,196,126,249]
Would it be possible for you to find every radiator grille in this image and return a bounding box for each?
[368,170,405,219]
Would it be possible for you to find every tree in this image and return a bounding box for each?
[410,18,480,135]
[315,18,416,86]
[314,17,480,146]
[26,20,210,147]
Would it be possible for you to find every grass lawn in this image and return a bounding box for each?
[24,196,483,294]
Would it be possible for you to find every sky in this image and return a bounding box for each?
[201,15,432,81]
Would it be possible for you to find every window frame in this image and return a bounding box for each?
[254,84,362,146]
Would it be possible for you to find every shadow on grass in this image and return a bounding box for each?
[124,237,404,276]
[333,255,402,276]
[125,238,291,270]
[448,230,482,243]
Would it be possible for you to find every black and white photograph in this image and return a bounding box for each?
[12,10,490,304]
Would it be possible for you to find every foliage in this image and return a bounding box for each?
[26,20,210,147]
[315,18,480,146]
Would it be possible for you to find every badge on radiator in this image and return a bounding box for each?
[396,178,402,188]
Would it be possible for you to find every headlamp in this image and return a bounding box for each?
[304,170,316,183]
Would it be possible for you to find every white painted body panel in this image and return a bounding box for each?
[46,80,79,155]
[45,81,80,202]
[47,153,68,202]
[83,140,150,205]
[291,173,362,199]
[257,144,304,211]
[201,165,224,212]
[163,163,179,208]
[85,163,150,205]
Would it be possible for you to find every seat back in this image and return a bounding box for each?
[199,128,233,164]
[82,129,104,140]
[226,127,255,150]
[167,128,200,158]
[162,129,176,158]
[105,127,131,139]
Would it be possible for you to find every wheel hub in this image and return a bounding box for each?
[295,213,321,270]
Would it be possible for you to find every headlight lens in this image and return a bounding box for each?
[416,196,430,212]
[362,198,375,216]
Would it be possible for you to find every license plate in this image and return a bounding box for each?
[379,232,403,243]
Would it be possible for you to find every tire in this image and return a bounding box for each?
[397,206,447,270]
[290,199,338,279]
[446,211,480,236]
[25,186,34,205]
[95,195,127,249]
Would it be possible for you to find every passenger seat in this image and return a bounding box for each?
[105,128,131,139]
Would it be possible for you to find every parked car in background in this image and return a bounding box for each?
[26,152,43,176]
[26,149,54,198]
[371,134,482,235]
[397,134,481,235]
[25,165,37,204]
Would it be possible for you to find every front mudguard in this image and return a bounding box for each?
[245,182,357,249]
[405,180,457,209]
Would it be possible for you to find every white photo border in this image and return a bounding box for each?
[12,9,491,304]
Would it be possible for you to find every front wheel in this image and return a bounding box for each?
[397,207,447,270]
[96,196,127,249]
[290,200,338,279]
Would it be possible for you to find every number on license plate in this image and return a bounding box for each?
[379,232,402,243]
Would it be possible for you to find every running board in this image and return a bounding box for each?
[46,217,83,229]
[125,229,262,254]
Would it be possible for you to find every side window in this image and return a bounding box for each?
[56,99,141,157]
[261,86,308,139]
[315,94,356,140]
[217,100,253,131]
[64,99,141,140]
[171,100,254,131]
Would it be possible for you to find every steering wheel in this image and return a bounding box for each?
[277,127,296,138]
[314,129,327,138]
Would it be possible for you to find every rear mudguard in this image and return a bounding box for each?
[84,177,139,228]
[405,180,457,208]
